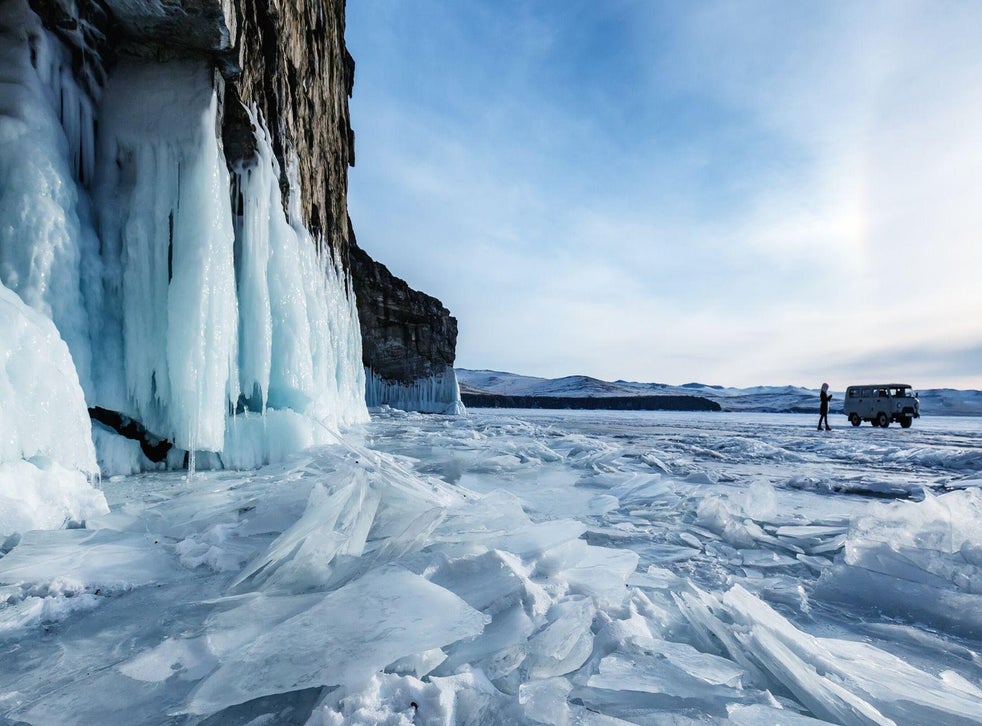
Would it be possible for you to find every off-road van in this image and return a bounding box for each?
[843,384,919,428]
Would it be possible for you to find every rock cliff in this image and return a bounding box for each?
[222,0,354,255]
[23,0,461,415]
[349,241,457,382]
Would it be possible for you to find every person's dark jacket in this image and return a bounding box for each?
[820,390,832,414]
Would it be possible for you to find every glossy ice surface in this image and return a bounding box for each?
[2,409,980,724]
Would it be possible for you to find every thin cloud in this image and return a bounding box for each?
[346,1,982,389]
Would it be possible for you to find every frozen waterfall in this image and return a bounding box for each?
[92,60,241,455]
[0,1,99,393]
[0,0,368,488]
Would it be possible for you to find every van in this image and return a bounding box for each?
[843,384,919,428]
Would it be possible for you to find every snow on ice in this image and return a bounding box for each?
[2,409,981,724]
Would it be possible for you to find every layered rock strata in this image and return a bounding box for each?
[350,240,464,414]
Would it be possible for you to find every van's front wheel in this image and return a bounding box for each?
[876,412,889,428]
[900,416,913,429]
[849,413,861,427]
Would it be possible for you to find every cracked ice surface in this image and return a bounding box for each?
[1,410,982,724]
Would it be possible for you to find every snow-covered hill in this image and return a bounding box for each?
[917,388,982,416]
[457,369,982,416]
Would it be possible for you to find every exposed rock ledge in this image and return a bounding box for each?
[350,237,463,414]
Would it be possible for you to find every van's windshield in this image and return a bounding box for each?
[891,387,910,397]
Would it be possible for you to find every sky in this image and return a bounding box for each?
[344,1,982,390]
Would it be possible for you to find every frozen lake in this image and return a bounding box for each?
[2,409,981,724]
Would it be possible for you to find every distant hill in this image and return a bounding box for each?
[460,392,720,412]
[916,388,982,416]
[456,369,982,416]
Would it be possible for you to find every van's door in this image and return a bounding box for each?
[875,388,888,414]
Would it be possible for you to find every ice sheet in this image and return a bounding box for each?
[2,409,982,724]
[680,583,982,724]
[0,526,185,586]
[813,487,982,639]
[185,566,486,715]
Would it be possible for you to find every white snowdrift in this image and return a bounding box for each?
[0,283,107,538]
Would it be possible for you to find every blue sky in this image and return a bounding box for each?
[345,1,982,389]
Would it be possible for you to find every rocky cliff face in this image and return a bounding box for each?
[25,0,461,414]
[349,230,463,414]
[223,0,354,254]
[349,239,458,384]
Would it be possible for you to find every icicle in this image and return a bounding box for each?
[365,368,466,415]
[93,60,239,453]
[230,128,272,414]
[231,107,368,434]
[0,2,97,394]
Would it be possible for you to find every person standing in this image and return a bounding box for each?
[818,382,832,431]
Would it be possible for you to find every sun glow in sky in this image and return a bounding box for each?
[345,1,982,390]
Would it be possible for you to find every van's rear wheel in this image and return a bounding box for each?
[900,416,913,429]
[877,412,889,428]
[849,413,861,427]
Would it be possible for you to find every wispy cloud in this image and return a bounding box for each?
[346,1,982,388]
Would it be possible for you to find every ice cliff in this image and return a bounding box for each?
[0,284,108,538]
[226,0,463,416]
[0,0,461,494]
